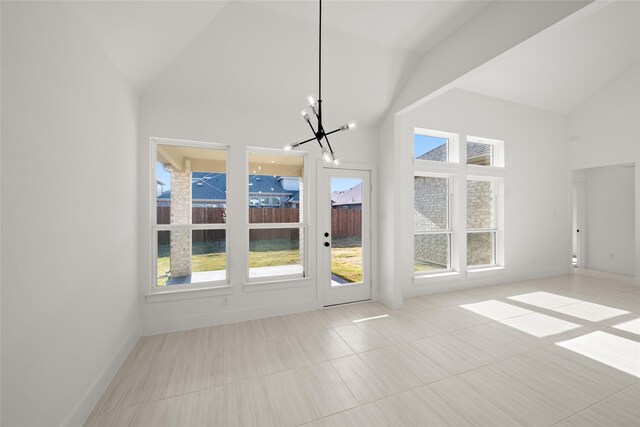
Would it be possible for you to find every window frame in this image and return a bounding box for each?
[246,147,308,283]
[413,172,454,276]
[466,135,505,168]
[466,176,500,269]
[150,138,230,294]
[414,127,460,164]
[411,129,505,282]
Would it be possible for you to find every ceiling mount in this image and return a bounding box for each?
[284,0,356,165]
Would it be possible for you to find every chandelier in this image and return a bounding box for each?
[284,0,356,166]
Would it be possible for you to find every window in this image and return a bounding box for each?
[414,128,459,163]
[412,129,504,279]
[153,140,228,288]
[247,150,305,280]
[466,136,504,167]
[414,174,451,273]
[467,178,498,267]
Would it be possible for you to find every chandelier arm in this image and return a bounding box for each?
[324,128,342,137]
[292,136,318,148]
[323,133,335,155]
[306,118,318,136]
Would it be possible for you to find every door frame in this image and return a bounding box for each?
[573,182,586,269]
[317,160,377,306]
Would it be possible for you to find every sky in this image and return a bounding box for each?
[331,177,361,193]
[156,162,172,194]
[414,134,447,158]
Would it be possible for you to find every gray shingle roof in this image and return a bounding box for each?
[417,141,491,161]
[331,183,362,206]
[158,173,298,203]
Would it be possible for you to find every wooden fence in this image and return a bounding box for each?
[330,208,362,239]
[157,206,361,244]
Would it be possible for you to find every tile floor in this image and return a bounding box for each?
[85,273,640,426]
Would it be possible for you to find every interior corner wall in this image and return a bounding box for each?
[584,165,635,275]
[138,94,378,334]
[1,3,140,426]
[376,113,403,308]
[399,89,571,295]
[568,61,640,283]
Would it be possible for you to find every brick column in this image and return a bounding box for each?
[170,160,192,277]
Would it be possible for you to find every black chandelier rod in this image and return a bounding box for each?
[318,0,322,126]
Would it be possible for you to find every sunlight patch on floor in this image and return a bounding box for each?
[612,318,640,336]
[507,291,580,309]
[460,300,532,320]
[556,331,640,378]
[499,312,582,337]
[551,301,629,322]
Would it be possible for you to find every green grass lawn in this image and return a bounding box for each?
[157,237,366,286]
[414,259,447,272]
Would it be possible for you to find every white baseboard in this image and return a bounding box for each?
[403,267,570,298]
[141,299,320,336]
[62,324,140,427]
[575,267,634,283]
[376,291,403,309]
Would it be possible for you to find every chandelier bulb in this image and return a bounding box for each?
[321,149,332,164]
[284,144,293,151]
[332,157,340,166]
[301,110,310,122]
[307,94,317,107]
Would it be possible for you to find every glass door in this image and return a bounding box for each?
[320,168,371,306]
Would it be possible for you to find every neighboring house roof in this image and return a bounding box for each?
[467,142,491,159]
[417,141,490,162]
[287,190,300,203]
[158,173,298,202]
[418,144,447,161]
[331,183,362,206]
[248,175,290,195]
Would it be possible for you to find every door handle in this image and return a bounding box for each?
[324,232,329,237]
[324,242,330,247]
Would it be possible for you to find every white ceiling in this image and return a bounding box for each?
[73,1,230,89]
[457,1,640,115]
[71,0,490,127]
[246,1,490,54]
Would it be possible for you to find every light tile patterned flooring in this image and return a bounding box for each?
[86,274,640,426]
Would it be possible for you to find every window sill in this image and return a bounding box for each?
[413,271,462,286]
[467,265,507,279]
[244,276,313,292]
[146,284,233,303]
[467,266,506,274]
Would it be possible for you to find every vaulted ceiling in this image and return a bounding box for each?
[72,0,490,127]
[457,1,640,114]
[72,1,637,125]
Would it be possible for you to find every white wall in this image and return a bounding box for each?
[138,93,378,334]
[399,89,571,295]
[377,1,590,304]
[568,61,640,284]
[583,165,635,275]
[1,3,140,426]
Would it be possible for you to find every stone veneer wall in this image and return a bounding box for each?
[467,180,494,266]
[414,177,493,267]
[414,177,449,266]
[170,160,192,277]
